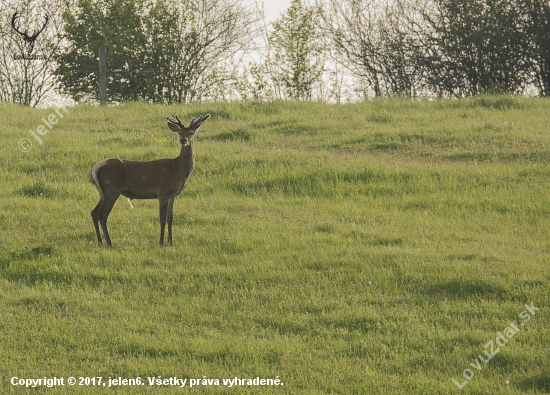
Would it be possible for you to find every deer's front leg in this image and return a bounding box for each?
[158,197,169,246]
[167,198,175,246]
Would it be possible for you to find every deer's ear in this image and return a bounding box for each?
[167,123,180,132]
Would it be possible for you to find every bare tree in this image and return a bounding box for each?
[319,0,382,97]
[266,0,324,101]
[0,0,65,106]
[56,0,258,103]
[319,0,422,98]
[157,0,259,103]
[523,0,550,96]
[147,0,260,104]
[232,1,285,101]
[412,0,530,97]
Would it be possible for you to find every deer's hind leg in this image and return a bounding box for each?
[98,194,119,247]
[91,199,104,246]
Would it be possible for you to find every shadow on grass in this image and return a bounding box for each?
[317,314,380,334]
[0,245,54,268]
[256,317,311,336]
[209,128,252,141]
[519,374,550,393]
[4,264,125,288]
[15,183,59,198]
[444,151,550,164]
[230,168,411,197]
[0,245,129,288]
[426,279,508,300]
[117,341,180,358]
[472,95,526,110]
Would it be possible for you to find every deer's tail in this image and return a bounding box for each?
[88,167,96,185]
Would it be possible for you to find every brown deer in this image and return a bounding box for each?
[88,114,210,247]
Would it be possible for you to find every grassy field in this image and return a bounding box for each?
[1,96,549,394]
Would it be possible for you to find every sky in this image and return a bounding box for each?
[252,0,292,24]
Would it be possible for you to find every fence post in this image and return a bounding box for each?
[99,46,106,105]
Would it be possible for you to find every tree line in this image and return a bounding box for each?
[1,0,549,106]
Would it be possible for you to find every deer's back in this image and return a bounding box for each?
[90,157,186,199]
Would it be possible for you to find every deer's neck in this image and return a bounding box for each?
[177,140,195,178]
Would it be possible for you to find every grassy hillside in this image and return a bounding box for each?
[0,97,549,394]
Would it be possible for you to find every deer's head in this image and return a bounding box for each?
[166,114,210,146]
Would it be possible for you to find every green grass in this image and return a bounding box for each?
[0,96,549,394]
